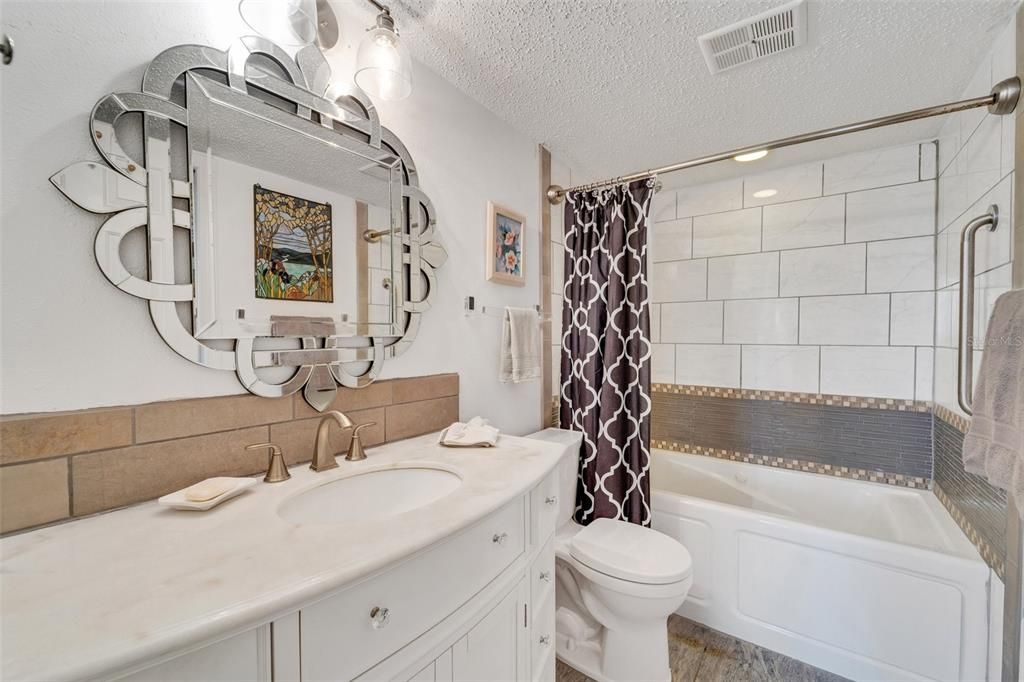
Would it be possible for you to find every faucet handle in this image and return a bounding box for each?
[345,422,377,461]
[246,442,290,483]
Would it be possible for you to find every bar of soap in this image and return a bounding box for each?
[183,477,236,502]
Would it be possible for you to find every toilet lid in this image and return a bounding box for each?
[569,518,692,585]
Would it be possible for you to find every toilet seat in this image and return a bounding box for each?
[568,518,693,585]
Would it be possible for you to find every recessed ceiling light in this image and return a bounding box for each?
[752,189,778,198]
[734,150,768,162]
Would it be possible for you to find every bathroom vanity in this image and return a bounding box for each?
[0,434,564,681]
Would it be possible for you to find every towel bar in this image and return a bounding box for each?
[957,204,1000,415]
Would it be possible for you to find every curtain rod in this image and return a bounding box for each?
[546,77,1021,204]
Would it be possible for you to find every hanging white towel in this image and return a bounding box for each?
[963,290,1024,511]
[499,306,541,383]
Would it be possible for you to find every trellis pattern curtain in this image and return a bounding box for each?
[559,179,654,527]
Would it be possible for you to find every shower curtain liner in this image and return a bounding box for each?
[559,179,654,527]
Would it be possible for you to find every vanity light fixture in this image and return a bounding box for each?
[734,150,768,162]
[752,188,778,198]
[355,1,413,101]
[238,0,319,46]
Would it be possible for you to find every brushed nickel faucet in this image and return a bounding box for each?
[311,411,354,472]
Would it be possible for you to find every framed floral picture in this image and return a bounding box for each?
[486,201,526,286]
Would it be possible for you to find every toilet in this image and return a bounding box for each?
[526,429,693,682]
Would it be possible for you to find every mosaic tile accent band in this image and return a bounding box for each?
[932,411,1006,577]
[652,439,929,488]
[652,384,931,413]
[555,388,933,487]
[933,402,971,433]
[652,390,933,484]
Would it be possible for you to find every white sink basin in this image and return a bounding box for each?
[278,466,462,525]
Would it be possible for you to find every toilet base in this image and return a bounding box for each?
[556,632,608,682]
[555,612,671,682]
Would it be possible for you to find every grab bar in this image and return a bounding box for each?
[957,204,999,415]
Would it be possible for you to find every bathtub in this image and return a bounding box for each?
[650,449,992,682]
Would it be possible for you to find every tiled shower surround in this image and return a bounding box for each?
[930,21,1016,577]
[647,140,937,398]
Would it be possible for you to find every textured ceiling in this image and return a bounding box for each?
[382,0,1017,186]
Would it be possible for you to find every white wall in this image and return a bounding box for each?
[646,141,938,400]
[934,19,1017,421]
[0,1,543,435]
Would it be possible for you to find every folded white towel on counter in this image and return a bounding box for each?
[964,290,1024,512]
[438,416,500,447]
[499,306,541,384]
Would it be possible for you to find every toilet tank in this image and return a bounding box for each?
[525,428,583,527]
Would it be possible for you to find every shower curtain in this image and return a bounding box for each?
[559,179,654,527]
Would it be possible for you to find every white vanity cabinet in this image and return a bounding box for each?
[115,471,561,682]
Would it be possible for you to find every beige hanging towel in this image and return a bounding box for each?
[499,306,541,383]
[963,290,1024,510]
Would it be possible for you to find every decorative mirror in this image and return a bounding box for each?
[50,36,446,411]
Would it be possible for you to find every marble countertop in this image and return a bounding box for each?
[0,432,565,682]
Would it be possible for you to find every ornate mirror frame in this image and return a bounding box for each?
[50,36,446,411]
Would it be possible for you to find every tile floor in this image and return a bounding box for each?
[555,615,850,682]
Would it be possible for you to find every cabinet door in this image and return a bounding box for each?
[452,581,527,682]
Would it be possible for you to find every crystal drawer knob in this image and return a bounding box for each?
[370,606,390,629]
[544,496,557,506]
[492,532,509,546]
[539,571,551,582]
[539,634,551,646]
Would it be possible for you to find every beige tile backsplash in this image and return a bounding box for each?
[386,396,460,442]
[71,426,271,516]
[135,394,292,443]
[0,459,70,533]
[0,408,133,465]
[0,373,459,534]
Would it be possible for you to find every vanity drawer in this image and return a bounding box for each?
[300,498,525,681]
[529,471,559,545]
[530,536,555,611]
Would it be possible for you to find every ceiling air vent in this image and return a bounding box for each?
[697,0,807,75]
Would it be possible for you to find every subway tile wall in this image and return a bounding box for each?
[648,141,937,400]
[934,20,1016,421]
[930,20,1016,573]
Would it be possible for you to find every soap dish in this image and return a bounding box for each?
[158,477,258,511]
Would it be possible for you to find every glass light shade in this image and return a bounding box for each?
[355,26,413,101]
[238,0,318,46]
